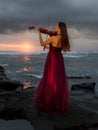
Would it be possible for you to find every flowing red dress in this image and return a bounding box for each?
[34,44,70,115]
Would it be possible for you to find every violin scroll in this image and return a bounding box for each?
[29,26,35,29]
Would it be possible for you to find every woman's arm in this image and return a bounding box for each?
[37,29,53,46]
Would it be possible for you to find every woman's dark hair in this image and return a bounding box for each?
[58,22,70,51]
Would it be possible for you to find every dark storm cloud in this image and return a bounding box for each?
[0,0,64,33]
[0,0,98,39]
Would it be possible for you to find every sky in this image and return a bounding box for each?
[0,0,98,54]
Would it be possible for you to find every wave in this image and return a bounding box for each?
[32,74,42,79]
[63,51,89,58]
[33,51,89,58]
[16,70,22,73]
[23,73,42,79]
[0,51,23,55]
[0,51,47,55]
[0,50,97,57]
[21,73,92,79]
[0,63,9,67]
[33,51,47,55]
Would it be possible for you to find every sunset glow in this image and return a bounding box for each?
[20,42,34,54]
[0,41,38,54]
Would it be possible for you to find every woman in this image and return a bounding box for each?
[34,22,71,115]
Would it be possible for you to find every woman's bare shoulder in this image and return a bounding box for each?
[51,35,62,48]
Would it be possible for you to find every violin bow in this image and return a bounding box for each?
[43,20,51,50]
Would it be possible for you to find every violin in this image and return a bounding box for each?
[29,26,57,36]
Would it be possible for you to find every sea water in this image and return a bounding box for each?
[0,51,98,88]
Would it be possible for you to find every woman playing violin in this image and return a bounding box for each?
[34,22,71,115]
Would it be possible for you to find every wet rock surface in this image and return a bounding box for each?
[71,82,96,93]
[0,65,98,130]
[1,87,98,130]
[0,65,23,91]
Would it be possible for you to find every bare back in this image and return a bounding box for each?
[51,35,62,48]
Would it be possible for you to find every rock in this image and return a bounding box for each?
[53,124,93,130]
[54,124,89,130]
[0,80,23,91]
[0,108,28,120]
[1,65,98,129]
[0,87,35,119]
[71,82,96,93]
[0,65,9,80]
[1,86,98,130]
[0,65,23,91]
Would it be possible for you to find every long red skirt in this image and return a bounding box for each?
[34,45,70,115]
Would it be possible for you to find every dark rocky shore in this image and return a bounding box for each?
[0,65,98,130]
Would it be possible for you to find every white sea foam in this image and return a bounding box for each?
[23,73,33,76]
[16,70,22,73]
[6,70,12,73]
[24,73,42,79]
[32,74,42,79]
[63,51,89,58]
[0,63,9,66]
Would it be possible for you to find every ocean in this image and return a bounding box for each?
[0,51,98,89]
